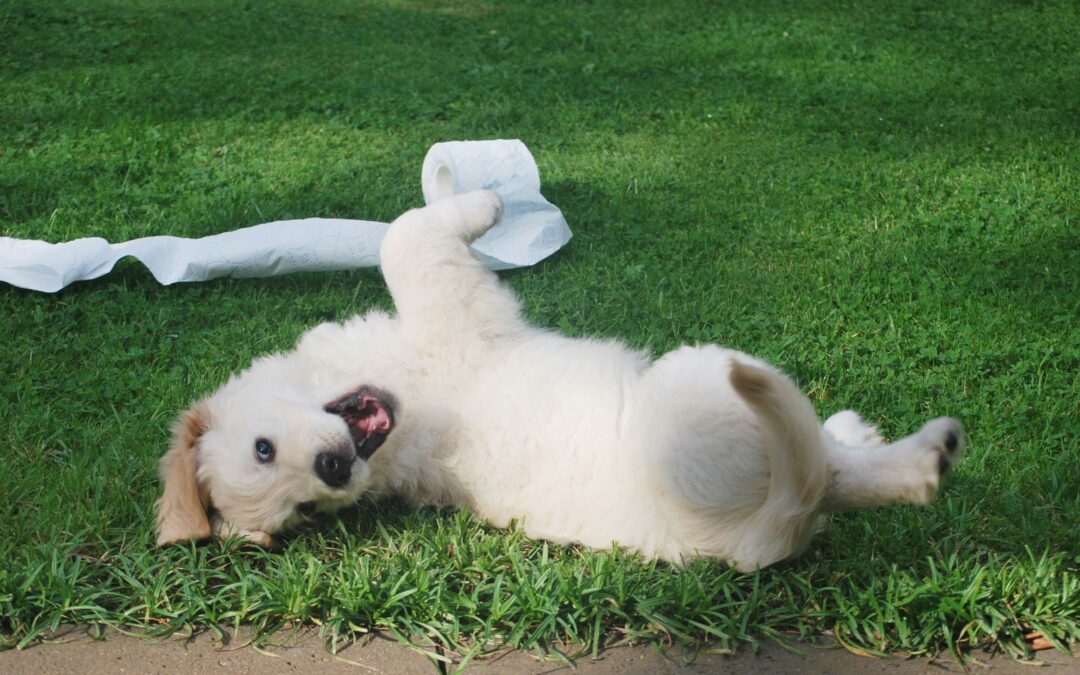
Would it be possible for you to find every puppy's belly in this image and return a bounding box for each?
[449,334,672,550]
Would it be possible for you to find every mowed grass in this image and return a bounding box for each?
[1,0,1077,663]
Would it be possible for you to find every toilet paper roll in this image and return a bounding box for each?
[0,139,571,293]
[422,139,569,269]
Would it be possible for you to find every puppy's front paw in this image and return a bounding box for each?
[212,516,277,548]
[447,189,503,241]
[908,417,966,504]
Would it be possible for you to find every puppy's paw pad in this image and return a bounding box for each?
[921,417,966,474]
[908,417,966,504]
[824,410,885,447]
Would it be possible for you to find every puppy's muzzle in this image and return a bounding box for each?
[321,386,397,488]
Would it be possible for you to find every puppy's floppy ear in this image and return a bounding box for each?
[155,400,214,546]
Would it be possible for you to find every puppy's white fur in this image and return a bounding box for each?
[156,191,965,570]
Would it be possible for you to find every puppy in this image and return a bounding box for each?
[156,191,964,570]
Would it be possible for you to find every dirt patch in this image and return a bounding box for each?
[1,628,1075,674]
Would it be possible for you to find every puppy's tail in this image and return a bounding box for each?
[729,360,827,561]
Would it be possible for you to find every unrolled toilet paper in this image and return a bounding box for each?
[0,140,572,293]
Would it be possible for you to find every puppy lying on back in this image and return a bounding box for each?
[156,191,964,570]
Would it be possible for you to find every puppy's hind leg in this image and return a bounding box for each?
[822,417,965,511]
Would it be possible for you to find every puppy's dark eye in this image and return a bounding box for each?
[254,438,275,463]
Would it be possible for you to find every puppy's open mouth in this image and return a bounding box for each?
[323,386,396,460]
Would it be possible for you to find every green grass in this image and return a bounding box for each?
[1,0,1078,664]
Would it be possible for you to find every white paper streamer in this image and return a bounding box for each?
[0,139,572,293]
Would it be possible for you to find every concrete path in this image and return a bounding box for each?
[1,627,1075,674]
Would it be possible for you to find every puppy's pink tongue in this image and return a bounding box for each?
[358,397,392,434]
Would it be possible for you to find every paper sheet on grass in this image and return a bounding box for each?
[0,140,571,293]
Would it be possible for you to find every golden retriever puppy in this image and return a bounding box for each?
[156,191,964,570]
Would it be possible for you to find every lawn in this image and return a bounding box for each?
[1,0,1077,664]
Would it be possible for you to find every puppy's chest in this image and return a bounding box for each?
[395,339,639,485]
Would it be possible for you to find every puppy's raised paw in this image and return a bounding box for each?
[448,189,503,241]
[426,189,503,242]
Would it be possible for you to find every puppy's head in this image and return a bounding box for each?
[154,356,396,547]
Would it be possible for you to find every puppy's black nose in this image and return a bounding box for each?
[314,452,353,488]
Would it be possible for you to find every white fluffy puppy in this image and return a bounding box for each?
[156,191,965,570]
